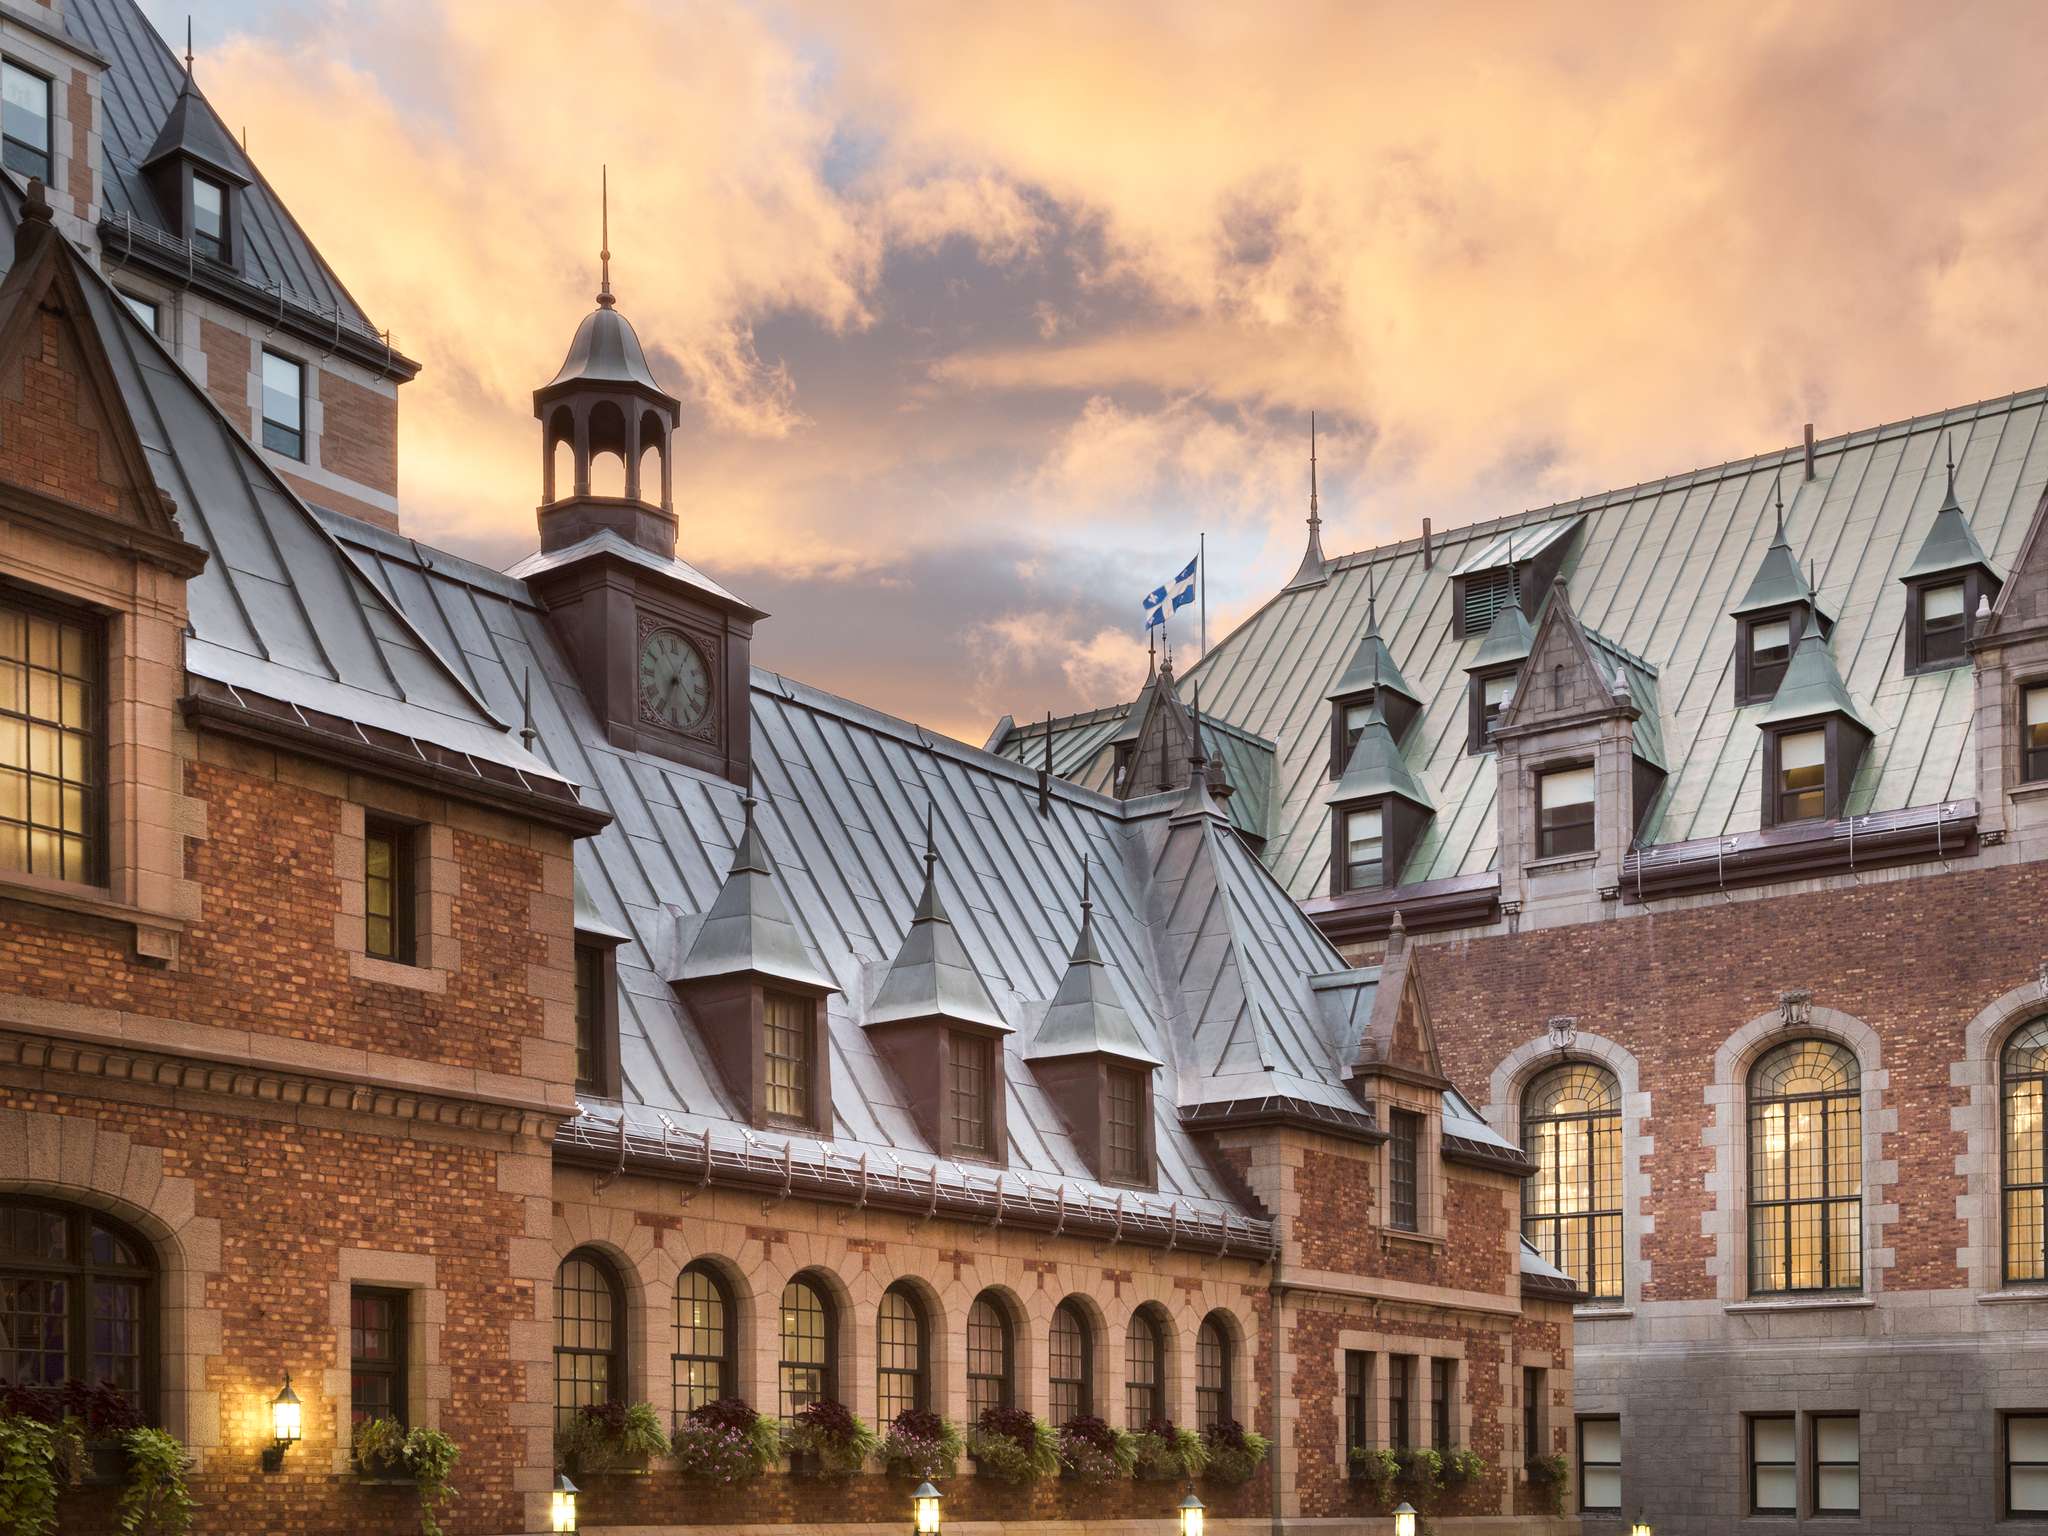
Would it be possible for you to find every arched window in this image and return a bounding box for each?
[1748,1039,1862,1295]
[555,1249,625,1429]
[966,1292,1013,1421]
[778,1274,834,1423]
[2003,1018,2048,1284]
[0,1200,154,1419]
[1195,1313,1232,1431]
[1521,1063,1623,1302]
[1049,1300,1091,1425]
[876,1285,928,1424]
[1124,1306,1165,1429]
[673,1262,735,1419]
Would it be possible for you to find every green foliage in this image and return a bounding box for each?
[1442,1448,1487,1486]
[965,1410,1059,1484]
[1396,1445,1443,1495]
[0,1414,78,1536]
[878,1410,963,1481]
[555,1400,668,1474]
[1349,1444,1400,1502]
[781,1400,879,1479]
[1199,1421,1270,1486]
[1526,1452,1571,1515]
[1130,1424,1208,1482]
[117,1428,195,1536]
[353,1417,460,1536]
[670,1400,780,1484]
[1054,1415,1135,1482]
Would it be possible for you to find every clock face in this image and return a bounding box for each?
[638,628,712,732]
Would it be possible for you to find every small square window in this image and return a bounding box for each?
[1812,1414,1859,1514]
[1918,581,1967,668]
[2024,686,2048,785]
[1,61,51,184]
[262,350,305,460]
[763,990,811,1124]
[1388,1109,1420,1232]
[192,174,227,262]
[1578,1415,1620,1512]
[1749,615,1793,696]
[2008,1413,2048,1516]
[1750,1415,1796,1515]
[1536,765,1595,859]
[1343,804,1383,891]
[362,817,416,963]
[350,1287,407,1432]
[1777,728,1827,823]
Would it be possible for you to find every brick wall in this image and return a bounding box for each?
[66,70,90,212]
[316,367,398,497]
[0,311,126,515]
[199,319,251,433]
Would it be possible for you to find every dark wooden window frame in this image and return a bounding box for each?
[189,171,230,264]
[1048,1299,1092,1425]
[1523,1366,1545,1464]
[671,1260,736,1422]
[1534,761,1597,860]
[0,582,108,888]
[1196,1313,1231,1432]
[1903,568,1995,677]
[1123,1305,1166,1430]
[260,349,305,460]
[762,988,815,1128]
[554,1248,626,1430]
[1735,602,1833,707]
[0,1198,156,1424]
[573,939,622,1099]
[966,1291,1014,1421]
[876,1283,929,1425]
[1747,1039,1863,1297]
[1579,1414,1621,1513]
[1388,1108,1421,1232]
[1430,1357,1454,1451]
[947,1029,995,1159]
[361,815,418,964]
[1105,1066,1147,1185]
[777,1272,836,1423]
[1521,1061,1624,1303]
[0,58,52,184]
[1388,1355,1412,1452]
[1343,1351,1369,1457]
[1467,664,1520,755]
[1749,1413,1797,1515]
[1760,718,1867,829]
[2001,1017,2048,1286]
[1810,1411,1860,1515]
[2021,681,2048,787]
[349,1285,409,1431]
[2006,1412,2048,1519]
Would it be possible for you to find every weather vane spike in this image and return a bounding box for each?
[597,164,614,309]
[184,16,194,74]
[1945,432,1956,495]
[1308,410,1320,527]
[924,802,936,865]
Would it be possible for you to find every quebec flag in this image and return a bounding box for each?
[1142,554,1198,629]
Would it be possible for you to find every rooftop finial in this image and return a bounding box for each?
[519,668,537,749]
[1366,564,1378,636]
[184,16,194,75]
[1146,626,1156,680]
[924,802,937,871]
[1080,857,1093,928]
[1308,410,1321,533]
[1946,432,1957,498]
[596,164,614,309]
[1189,681,1209,772]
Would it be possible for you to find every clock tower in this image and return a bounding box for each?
[511,196,762,785]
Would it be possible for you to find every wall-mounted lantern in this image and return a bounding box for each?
[260,1373,302,1471]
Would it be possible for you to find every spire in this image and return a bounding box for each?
[676,796,839,991]
[1327,696,1434,811]
[1028,859,1158,1064]
[1756,609,1875,733]
[1284,411,1329,591]
[865,803,1008,1032]
[1146,626,1157,681]
[596,165,615,310]
[1901,432,1998,584]
[1733,473,1830,621]
[184,16,194,75]
[1171,682,1229,824]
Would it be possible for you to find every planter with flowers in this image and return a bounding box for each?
[781,1399,878,1480]
[555,1400,668,1478]
[879,1408,962,1482]
[1199,1419,1271,1486]
[1055,1415,1135,1483]
[670,1398,780,1485]
[965,1406,1059,1485]
[1130,1417,1207,1483]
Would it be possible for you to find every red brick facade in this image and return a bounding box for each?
[316,366,399,498]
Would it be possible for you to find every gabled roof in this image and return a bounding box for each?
[866,816,1009,1032]
[677,796,840,992]
[1028,867,1158,1065]
[140,67,247,181]
[1900,455,1997,583]
[1326,702,1433,810]
[1756,612,1877,734]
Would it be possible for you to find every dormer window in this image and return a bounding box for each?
[1903,572,1991,676]
[1105,1067,1146,1183]
[2,62,51,183]
[261,351,305,459]
[948,1031,994,1157]
[1469,668,1516,753]
[1338,697,1371,771]
[2024,686,2048,785]
[1746,615,1793,698]
[1535,765,1595,858]
[763,990,813,1124]
[1342,804,1383,890]
[191,174,228,262]
[1775,728,1825,822]
[1460,567,1517,635]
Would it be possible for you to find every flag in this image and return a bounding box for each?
[1141,582,1168,629]
[1141,555,1197,630]
[1170,553,1198,613]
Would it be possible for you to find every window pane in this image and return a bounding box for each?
[1817,1465,1859,1512]
[0,601,97,883]
[1106,1069,1143,1180]
[1753,1417,1794,1461]
[1582,1465,1620,1510]
[1816,1415,1858,1461]
[1483,673,1512,706]
[192,177,224,241]
[2014,1466,2048,1513]
[2012,1415,2048,1461]
[120,293,159,333]
[1,63,50,181]
[764,992,810,1122]
[1389,1110,1419,1230]
[1755,1466,1796,1511]
[1345,805,1383,889]
[949,1032,990,1154]
[877,1289,923,1424]
[2030,686,2048,731]
[778,1279,829,1423]
[1752,617,1792,658]
[1923,582,1965,621]
[1049,1303,1087,1424]
[1581,1418,1619,1462]
[673,1267,727,1417]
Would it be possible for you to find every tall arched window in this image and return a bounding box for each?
[778,1274,835,1423]
[1049,1300,1091,1425]
[1749,1039,1862,1295]
[2003,1018,2048,1284]
[966,1292,1013,1421]
[0,1200,154,1419]
[1124,1306,1165,1429]
[673,1262,735,1419]
[555,1249,625,1429]
[1521,1063,1623,1302]
[876,1285,928,1424]
[1195,1313,1232,1431]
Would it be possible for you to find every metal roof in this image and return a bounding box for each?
[1166,386,2048,893]
[1326,703,1434,811]
[1447,514,1583,577]
[540,302,675,404]
[1901,462,1998,583]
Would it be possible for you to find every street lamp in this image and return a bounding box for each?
[261,1374,301,1471]
[1629,1515,1653,1536]
[911,1480,942,1534]
[1391,1503,1418,1536]
[1177,1485,1206,1536]
[551,1473,579,1533]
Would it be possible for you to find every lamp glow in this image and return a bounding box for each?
[1629,1517,1653,1536]
[259,1373,302,1471]
[1392,1502,1419,1536]
[1178,1485,1206,1536]
[911,1479,942,1534]
[551,1473,579,1533]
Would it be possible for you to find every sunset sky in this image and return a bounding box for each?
[142,1,2048,741]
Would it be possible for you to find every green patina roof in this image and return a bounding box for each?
[1326,701,1434,810]
[1901,458,1998,583]
[1468,597,1537,671]
[1756,612,1877,734]
[1329,592,1421,706]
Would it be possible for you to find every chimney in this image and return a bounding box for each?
[1803,423,1816,481]
[1421,516,1433,569]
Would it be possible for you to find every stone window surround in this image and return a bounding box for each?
[1705,1006,1897,1304]
[1327,1328,1468,1452]
[0,16,100,228]
[0,1105,223,1466]
[322,1247,449,1473]
[335,794,458,993]
[1517,1347,1559,1469]
[1375,1079,1445,1242]
[1955,977,2048,1294]
[1487,1031,1652,1311]
[547,1204,1250,1438]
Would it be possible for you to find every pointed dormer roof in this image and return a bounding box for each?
[1756,611,1875,733]
[1110,636,1160,749]
[1348,912,1447,1087]
[1733,480,1831,621]
[677,797,839,991]
[1328,582,1420,709]
[866,810,1009,1032]
[1283,412,1328,592]
[1326,700,1434,810]
[141,61,250,184]
[1466,584,1537,671]
[1170,686,1230,825]
[1029,866,1159,1065]
[1901,444,1997,584]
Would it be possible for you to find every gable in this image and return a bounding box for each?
[1496,580,1628,735]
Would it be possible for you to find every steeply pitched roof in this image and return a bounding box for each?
[1756,612,1877,734]
[1028,867,1157,1065]
[140,68,247,181]
[677,797,840,991]
[866,816,1009,1031]
[1326,702,1434,810]
[1901,453,1997,583]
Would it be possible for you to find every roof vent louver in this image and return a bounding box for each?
[1461,567,1517,633]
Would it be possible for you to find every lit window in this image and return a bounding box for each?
[554,1251,623,1430]
[262,350,304,459]
[1579,1416,1620,1512]
[119,292,160,334]
[876,1286,927,1425]
[1748,1039,1862,1295]
[191,174,227,261]
[1521,1064,1622,1302]
[1196,1315,1230,1432]
[0,597,98,884]
[763,991,810,1124]
[1430,1358,1455,1451]
[1812,1414,1859,1514]
[1106,1068,1144,1182]
[1919,580,1967,668]
[1124,1308,1163,1430]
[672,1263,731,1418]
[2025,686,2048,785]
[0,1201,152,1419]
[777,1274,832,1423]
[1,62,51,183]
[949,1031,992,1156]
[2009,1414,2048,1516]
[966,1293,1012,1421]
[350,1287,407,1431]
[1343,804,1384,891]
[1535,765,1595,858]
[1776,728,1827,823]
[1389,1109,1420,1231]
[2002,1018,2048,1284]
[362,817,415,963]
[1049,1300,1090,1425]
[1750,1415,1795,1514]
[1749,616,1793,697]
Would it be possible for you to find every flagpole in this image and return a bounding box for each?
[1199,531,1207,657]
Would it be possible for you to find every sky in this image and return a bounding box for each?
[142,0,2048,742]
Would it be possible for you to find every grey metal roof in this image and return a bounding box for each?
[1754,613,1877,734]
[866,831,1010,1032]
[1162,386,2048,893]
[66,0,386,341]
[1328,599,1420,708]
[139,69,245,181]
[1027,874,1158,1065]
[1730,489,1824,618]
[540,301,675,403]
[677,797,841,991]
[505,531,756,615]
[1448,514,1583,578]
[1467,596,1536,670]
